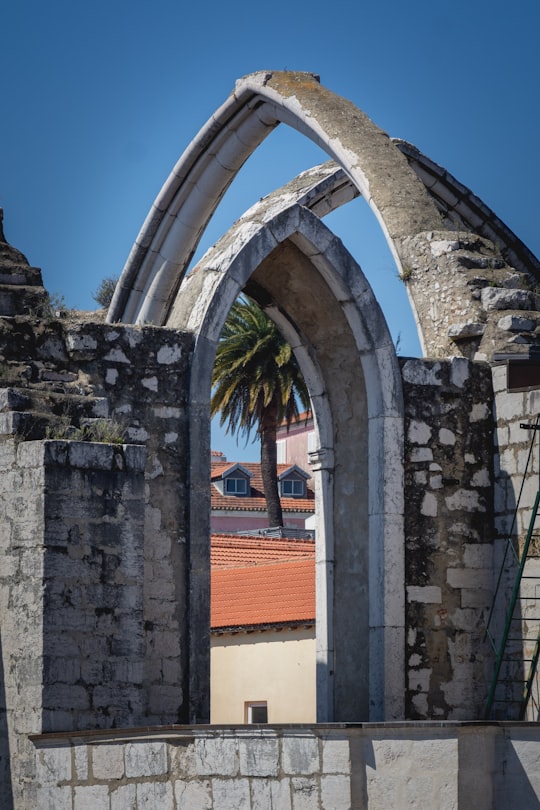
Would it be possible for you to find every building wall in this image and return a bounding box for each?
[31,723,540,809]
[210,627,316,723]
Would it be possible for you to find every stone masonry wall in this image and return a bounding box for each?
[31,723,540,810]
[0,315,196,727]
[0,440,45,809]
[0,439,146,809]
[402,356,495,719]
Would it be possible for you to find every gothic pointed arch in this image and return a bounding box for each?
[108,70,540,361]
[178,196,404,721]
[107,71,439,330]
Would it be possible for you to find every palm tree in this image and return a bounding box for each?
[211,295,310,527]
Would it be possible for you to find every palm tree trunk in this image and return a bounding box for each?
[260,404,283,527]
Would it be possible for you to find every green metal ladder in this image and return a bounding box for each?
[485,413,540,720]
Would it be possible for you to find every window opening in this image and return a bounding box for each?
[225,476,248,495]
[281,478,305,497]
[246,701,268,723]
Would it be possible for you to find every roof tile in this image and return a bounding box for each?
[210,533,315,629]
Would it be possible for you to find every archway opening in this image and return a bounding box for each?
[179,205,404,722]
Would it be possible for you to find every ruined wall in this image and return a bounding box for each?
[30,723,540,810]
[0,314,195,726]
[0,439,145,809]
[0,309,199,804]
[402,357,495,719]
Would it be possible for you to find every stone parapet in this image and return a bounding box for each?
[29,722,540,810]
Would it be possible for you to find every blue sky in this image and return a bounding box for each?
[2,0,539,461]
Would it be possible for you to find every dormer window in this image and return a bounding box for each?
[225,476,249,495]
[212,462,253,497]
[281,478,305,497]
[278,465,310,499]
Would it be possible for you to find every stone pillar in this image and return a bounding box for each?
[0,438,146,808]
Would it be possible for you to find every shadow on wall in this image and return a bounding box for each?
[0,632,14,809]
[494,730,540,809]
[487,468,527,720]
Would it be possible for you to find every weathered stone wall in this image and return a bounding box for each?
[401,231,540,361]
[30,722,540,810]
[0,315,196,726]
[0,314,199,805]
[0,440,45,809]
[0,439,146,809]
[402,357,495,719]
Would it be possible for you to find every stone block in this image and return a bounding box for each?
[211,777,251,808]
[447,568,491,590]
[291,776,320,809]
[322,737,351,774]
[239,736,279,776]
[321,774,351,809]
[175,779,212,810]
[439,428,456,445]
[421,492,437,517]
[37,745,72,784]
[445,489,485,513]
[125,741,167,777]
[36,784,72,810]
[408,668,431,692]
[111,783,136,810]
[92,743,125,780]
[136,780,174,808]
[74,784,110,810]
[410,447,433,463]
[194,736,239,776]
[463,544,493,569]
[149,684,183,717]
[282,735,319,775]
[401,359,442,386]
[407,586,441,604]
[408,420,431,444]
[251,778,292,809]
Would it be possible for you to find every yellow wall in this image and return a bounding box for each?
[210,626,316,723]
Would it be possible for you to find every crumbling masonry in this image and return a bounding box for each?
[1,72,540,808]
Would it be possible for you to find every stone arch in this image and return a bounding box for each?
[104,70,540,721]
[173,200,404,721]
[107,70,441,331]
[108,70,540,361]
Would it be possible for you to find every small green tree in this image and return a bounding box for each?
[93,276,119,308]
[211,295,310,527]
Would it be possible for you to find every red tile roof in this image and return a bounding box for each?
[211,533,315,568]
[211,461,315,513]
[211,559,315,629]
[210,534,315,630]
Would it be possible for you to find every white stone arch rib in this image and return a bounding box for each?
[107,70,441,326]
[178,203,404,721]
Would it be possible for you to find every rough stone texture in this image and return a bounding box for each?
[3,70,540,807]
[0,302,194,805]
[402,357,495,719]
[108,71,540,367]
[0,438,146,808]
[30,724,540,809]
